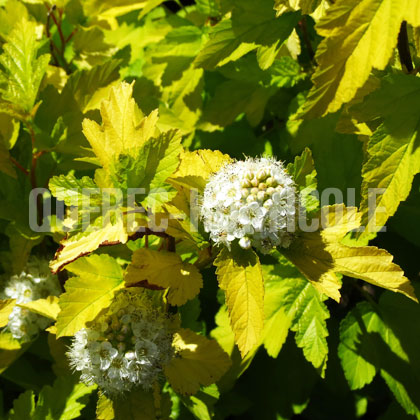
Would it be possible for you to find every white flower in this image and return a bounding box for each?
[67,290,175,395]
[0,257,61,341]
[201,157,299,253]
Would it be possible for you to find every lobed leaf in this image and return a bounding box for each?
[56,254,124,337]
[214,247,264,356]
[352,74,420,236]
[164,328,231,395]
[263,259,330,374]
[125,248,203,306]
[17,296,60,321]
[283,204,416,302]
[194,0,300,69]
[0,17,49,114]
[302,0,420,118]
[0,298,15,327]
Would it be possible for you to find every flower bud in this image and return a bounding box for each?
[239,237,252,249]
[257,191,266,201]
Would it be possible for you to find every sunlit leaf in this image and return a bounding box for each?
[214,246,264,356]
[126,248,203,306]
[164,328,231,395]
[56,254,124,337]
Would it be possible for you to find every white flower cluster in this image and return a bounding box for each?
[67,290,175,395]
[201,157,298,253]
[0,257,61,341]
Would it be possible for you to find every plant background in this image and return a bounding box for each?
[0,0,420,419]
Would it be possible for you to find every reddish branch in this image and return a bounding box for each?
[43,2,72,73]
[9,157,29,175]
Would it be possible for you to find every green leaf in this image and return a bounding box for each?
[0,138,15,178]
[269,56,306,87]
[287,112,363,206]
[109,388,172,420]
[196,0,221,17]
[180,384,220,420]
[338,302,380,390]
[8,390,35,420]
[389,175,420,247]
[34,377,96,420]
[59,60,121,114]
[263,258,330,375]
[352,73,420,236]
[338,291,420,416]
[0,113,19,149]
[194,1,300,69]
[49,174,100,207]
[301,0,420,117]
[201,79,276,127]
[214,246,264,356]
[35,61,122,153]
[0,17,49,114]
[286,147,319,215]
[56,254,124,337]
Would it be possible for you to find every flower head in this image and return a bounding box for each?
[201,157,298,253]
[0,257,61,341]
[67,289,175,395]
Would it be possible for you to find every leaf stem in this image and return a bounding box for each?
[397,21,413,73]
[44,2,71,73]
[9,157,29,176]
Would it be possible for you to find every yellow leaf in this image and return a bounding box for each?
[0,332,27,374]
[164,328,231,395]
[96,394,114,420]
[302,0,420,118]
[50,216,127,274]
[283,232,342,301]
[0,299,15,327]
[17,296,60,321]
[56,254,124,337]
[164,185,208,247]
[82,81,158,171]
[169,149,232,191]
[214,247,264,357]
[327,243,417,302]
[283,204,417,302]
[319,204,361,242]
[210,305,257,392]
[83,0,152,20]
[42,65,68,93]
[125,249,203,306]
